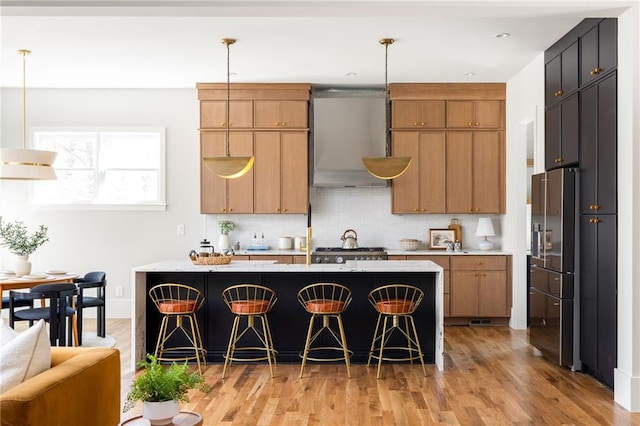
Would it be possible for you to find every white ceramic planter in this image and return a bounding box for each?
[218,233,230,251]
[14,255,31,277]
[142,400,179,425]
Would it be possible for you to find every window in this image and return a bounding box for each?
[32,128,166,210]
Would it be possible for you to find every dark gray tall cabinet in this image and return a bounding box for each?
[544,18,617,388]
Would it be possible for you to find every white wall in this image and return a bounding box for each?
[614,6,640,412]
[504,53,545,330]
[0,87,503,319]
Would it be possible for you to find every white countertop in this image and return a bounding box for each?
[133,259,444,273]
[234,249,511,256]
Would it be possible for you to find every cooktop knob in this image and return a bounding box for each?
[336,256,344,264]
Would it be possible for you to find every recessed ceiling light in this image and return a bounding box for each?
[495,33,511,38]
[346,72,357,77]
[463,72,475,77]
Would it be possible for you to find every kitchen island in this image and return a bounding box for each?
[131,260,444,372]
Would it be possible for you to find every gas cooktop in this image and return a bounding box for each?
[314,247,385,252]
[311,247,387,264]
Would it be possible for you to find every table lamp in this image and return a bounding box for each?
[475,217,495,251]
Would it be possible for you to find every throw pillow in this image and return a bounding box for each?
[0,319,51,393]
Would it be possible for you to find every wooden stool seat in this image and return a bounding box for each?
[368,284,426,379]
[222,284,278,379]
[297,283,353,379]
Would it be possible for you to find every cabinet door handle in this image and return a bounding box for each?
[420,122,425,126]
[413,208,419,212]
[554,157,564,163]
[474,122,479,126]
[274,122,280,126]
[554,90,564,97]
[589,218,601,224]
[282,208,287,212]
[413,122,418,127]
[590,67,602,75]
[474,273,478,277]
[220,208,226,212]
[592,204,601,210]
[220,121,226,126]
[275,208,280,212]
[228,208,233,212]
[467,122,473,127]
[281,122,286,126]
[469,208,474,212]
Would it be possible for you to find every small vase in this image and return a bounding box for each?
[219,233,230,251]
[15,255,32,277]
[143,400,180,425]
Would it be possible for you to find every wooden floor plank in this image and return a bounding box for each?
[104,320,640,425]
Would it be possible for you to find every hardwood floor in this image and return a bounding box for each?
[106,319,640,425]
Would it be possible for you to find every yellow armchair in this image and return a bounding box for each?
[1,347,120,426]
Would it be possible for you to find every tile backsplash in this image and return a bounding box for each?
[204,187,502,251]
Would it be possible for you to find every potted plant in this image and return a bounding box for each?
[217,220,235,251]
[0,216,49,277]
[123,354,211,425]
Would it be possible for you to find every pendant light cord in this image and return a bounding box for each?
[382,40,393,157]
[20,50,30,150]
[225,40,231,157]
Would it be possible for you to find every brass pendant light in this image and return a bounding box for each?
[202,38,254,179]
[0,50,57,180]
[362,38,411,180]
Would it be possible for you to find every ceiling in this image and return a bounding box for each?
[0,1,632,89]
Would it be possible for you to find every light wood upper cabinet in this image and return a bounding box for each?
[254,131,308,214]
[254,101,308,129]
[392,131,446,213]
[200,100,253,129]
[446,131,503,214]
[446,100,503,129]
[200,132,254,214]
[392,101,446,129]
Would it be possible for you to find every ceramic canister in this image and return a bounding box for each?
[278,237,293,250]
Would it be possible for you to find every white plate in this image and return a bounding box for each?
[22,274,47,280]
[45,270,67,275]
[1,270,15,275]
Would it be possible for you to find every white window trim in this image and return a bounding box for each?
[30,126,167,211]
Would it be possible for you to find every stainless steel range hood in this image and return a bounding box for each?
[312,88,387,187]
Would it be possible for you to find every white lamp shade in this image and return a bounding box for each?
[475,218,495,237]
[0,148,57,180]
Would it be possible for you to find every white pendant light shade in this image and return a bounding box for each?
[363,38,412,180]
[203,38,254,180]
[0,148,57,180]
[1,49,57,181]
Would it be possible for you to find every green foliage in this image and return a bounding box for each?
[218,220,235,234]
[123,354,211,413]
[0,217,49,256]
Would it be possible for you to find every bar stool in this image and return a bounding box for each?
[148,283,206,374]
[297,282,352,379]
[367,284,426,379]
[221,284,277,379]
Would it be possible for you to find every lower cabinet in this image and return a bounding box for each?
[449,256,510,324]
[580,214,617,388]
[234,254,306,264]
[392,254,511,324]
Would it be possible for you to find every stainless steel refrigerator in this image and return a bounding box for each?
[529,168,580,369]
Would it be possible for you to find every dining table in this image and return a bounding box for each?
[0,272,80,294]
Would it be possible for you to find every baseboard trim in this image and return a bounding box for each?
[614,368,640,411]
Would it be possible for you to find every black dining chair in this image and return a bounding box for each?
[9,282,80,346]
[74,271,107,345]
